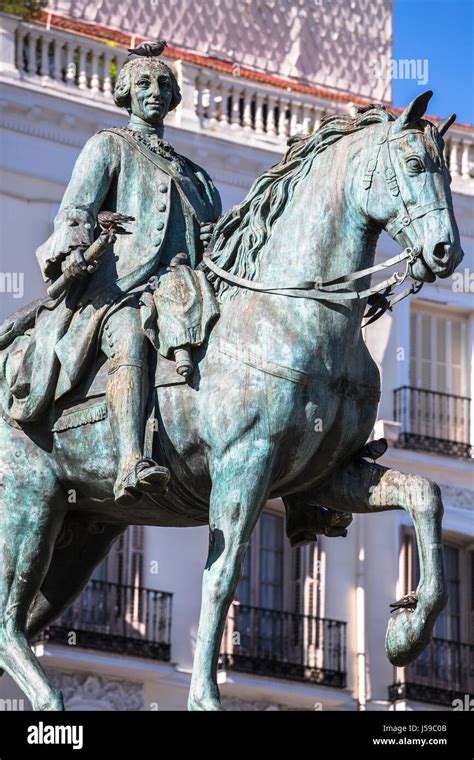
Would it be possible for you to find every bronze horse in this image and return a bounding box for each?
[0,92,463,709]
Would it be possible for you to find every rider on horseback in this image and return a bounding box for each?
[1,54,222,506]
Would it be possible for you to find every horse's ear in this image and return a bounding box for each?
[437,113,456,137]
[392,90,433,134]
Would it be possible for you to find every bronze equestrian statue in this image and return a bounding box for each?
[0,51,464,712]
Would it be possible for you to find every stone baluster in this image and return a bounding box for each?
[52,38,63,83]
[65,42,77,86]
[39,35,50,81]
[449,139,460,178]
[89,49,100,95]
[301,103,311,133]
[242,88,253,132]
[102,52,113,98]
[290,102,300,136]
[267,94,277,136]
[77,46,88,90]
[219,82,230,126]
[254,92,264,134]
[207,76,217,126]
[313,108,323,133]
[195,75,205,123]
[461,140,471,179]
[230,86,241,128]
[15,26,26,73]
[278,98,289,138]
[27,32,38,76]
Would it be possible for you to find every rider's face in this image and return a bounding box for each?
[130,67,173,125]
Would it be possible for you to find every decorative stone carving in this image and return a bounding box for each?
[222,696,311,711]
[46,670,144,711]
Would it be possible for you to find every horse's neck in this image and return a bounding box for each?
[254,137,377,289]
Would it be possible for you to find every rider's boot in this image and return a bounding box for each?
[107,365,170,506]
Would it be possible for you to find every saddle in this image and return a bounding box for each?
[0,260,220,434]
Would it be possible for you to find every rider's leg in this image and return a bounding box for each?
[102,303,169,505]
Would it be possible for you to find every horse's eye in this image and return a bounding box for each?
[406,157,424,173]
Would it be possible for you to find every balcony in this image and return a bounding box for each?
[219,603,347,689]
[1,13,474,172]
[389,638,474,707]
[33,580,173,662]
[394,386,473,459]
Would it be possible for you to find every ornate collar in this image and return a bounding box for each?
[127,129,185,173]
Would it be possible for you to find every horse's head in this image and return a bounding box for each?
[365,91,464,282]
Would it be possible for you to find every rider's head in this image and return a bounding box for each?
[114,58,182,125]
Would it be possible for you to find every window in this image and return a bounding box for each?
[220,505,347,685]
[408,305,470,445]
[92,526,146,634]
[258,512,284,610]
[410,306,468,396]
[236,506,295,611]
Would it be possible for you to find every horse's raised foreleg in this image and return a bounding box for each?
[188,442,274,711]
[0,468,66,710]
[25,517,125,640]
[313,460,447,666]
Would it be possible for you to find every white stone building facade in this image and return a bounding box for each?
[0,0,472,711]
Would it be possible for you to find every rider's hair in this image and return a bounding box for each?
[114,58,182,113]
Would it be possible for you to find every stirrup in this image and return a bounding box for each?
[133,457,170,493]
[114,458,170,506]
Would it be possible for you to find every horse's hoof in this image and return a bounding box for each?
[385,608,430,667]
[33,688,64,711]
[288,530,317,548]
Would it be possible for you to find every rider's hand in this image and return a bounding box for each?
[61,247,89,280]
[200,221,215,251]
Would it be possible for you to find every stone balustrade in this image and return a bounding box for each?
[1,14,473,177]
[193,68,332,139]
[11,19,128,100]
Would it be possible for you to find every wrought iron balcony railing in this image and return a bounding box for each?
[34,580,172,661]
[219,603,347,689]
[394,386,473,459]
[389,638,474,707]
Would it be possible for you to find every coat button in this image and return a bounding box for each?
[157,203,166,212]
[156,221,164,230]
[159,183,168,193]
[155,237,162,246]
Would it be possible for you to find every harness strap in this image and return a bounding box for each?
[385,201,453,239]
[203,121,437,320]
[203,249,417,302]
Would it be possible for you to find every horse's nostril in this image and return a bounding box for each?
[433,242,449,260]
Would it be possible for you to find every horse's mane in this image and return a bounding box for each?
[203,104,396,300]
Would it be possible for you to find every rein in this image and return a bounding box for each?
[203,122,454,325]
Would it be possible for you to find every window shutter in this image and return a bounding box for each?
[410,307,468,394]
[409,307,469,443]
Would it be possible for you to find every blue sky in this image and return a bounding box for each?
[393,0,474,124]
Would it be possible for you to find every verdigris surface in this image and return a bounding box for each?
[0,63,463,711]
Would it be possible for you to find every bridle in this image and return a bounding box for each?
[203,122,451,325]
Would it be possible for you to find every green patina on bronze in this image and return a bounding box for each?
[0,64,464,712]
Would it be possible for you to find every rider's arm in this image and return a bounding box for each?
[35,131,120,282]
